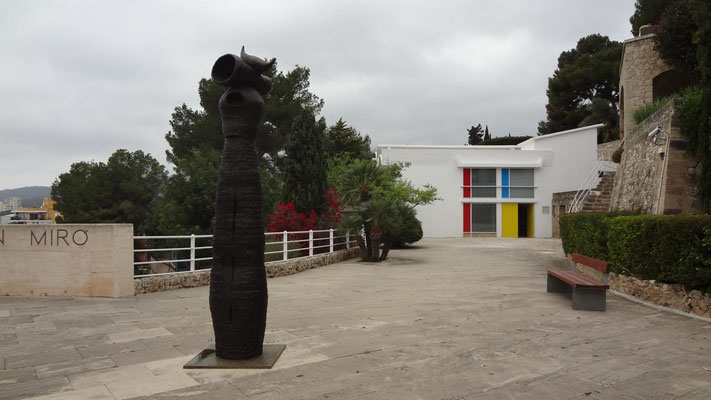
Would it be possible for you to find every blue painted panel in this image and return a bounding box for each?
[502,168,509,198]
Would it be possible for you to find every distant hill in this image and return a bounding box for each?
[0,186,51,207]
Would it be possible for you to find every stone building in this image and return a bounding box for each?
[619,32,690,139]
[613,31,697,214]
[551,30,698,235]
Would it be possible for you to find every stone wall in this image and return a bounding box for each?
[597,139,621,161]
[610,101,675,213]
[0,224,134,297]
[610,273,711,318]
[610,100,700,214]
[265,248,360,278]
[619,34,674,139]
[551,191,576,238]
[135,248,360,295]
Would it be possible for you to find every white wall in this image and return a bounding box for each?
[519,125,600,237]
[379,147,463,237]
[376,125,600,238]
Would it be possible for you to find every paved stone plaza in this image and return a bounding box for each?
[1,238,710,399]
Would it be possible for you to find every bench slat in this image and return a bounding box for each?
[547,269,609,289]
[553,270,605,287]
[571,253,610,273]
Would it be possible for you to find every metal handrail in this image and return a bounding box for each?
[134,229,356,278]
[569,160,617,213]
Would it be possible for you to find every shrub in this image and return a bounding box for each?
[607,215,711,292]
[675,86,703,151]
[559,212,629,260]
[632,95,674,124]
[611,147,623,163]
[391,207,423,248]
[266,203,317,233]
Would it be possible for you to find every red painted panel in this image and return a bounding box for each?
[463,203,471,233]
[463,168,470,198]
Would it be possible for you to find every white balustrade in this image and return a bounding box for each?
[133,229,356,277]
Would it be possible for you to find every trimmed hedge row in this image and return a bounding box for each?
[560,213,711,292]
[559,212,630,260]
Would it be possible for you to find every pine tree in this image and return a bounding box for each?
[467,124,484,145]
[484,125,491,141]
[537,34,622,141]
[283,110,328,215]
[325,118,372,160]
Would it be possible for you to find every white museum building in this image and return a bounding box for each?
[375,124,603,238]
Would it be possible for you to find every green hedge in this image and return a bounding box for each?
[608,215,711,291]
[559,212,628,260]
[560,213,711,292]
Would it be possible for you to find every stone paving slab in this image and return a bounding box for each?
[0,238,709,399]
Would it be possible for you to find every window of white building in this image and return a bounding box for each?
[502,168,534,198]
[471,203,496,233]
[471,169,496,198]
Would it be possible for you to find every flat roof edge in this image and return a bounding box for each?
[377,144,519,150]
[522,124,603,143]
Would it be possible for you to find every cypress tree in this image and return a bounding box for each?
[283,110,328,215]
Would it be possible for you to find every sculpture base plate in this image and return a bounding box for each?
[183,344,286,369]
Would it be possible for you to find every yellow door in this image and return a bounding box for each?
[502,203,518,238]
[526,204,534,238]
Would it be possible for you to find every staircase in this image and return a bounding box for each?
[580,171,615,212]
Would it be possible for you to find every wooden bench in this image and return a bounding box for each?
[547,253,610,311]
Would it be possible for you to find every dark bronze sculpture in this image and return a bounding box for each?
[209,48,275,360]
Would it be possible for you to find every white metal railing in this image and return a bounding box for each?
[133,229,356,278]
[569,159,618,213]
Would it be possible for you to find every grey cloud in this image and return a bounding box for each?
[0,0,635,189]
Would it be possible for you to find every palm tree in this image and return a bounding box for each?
[338,159,434,261]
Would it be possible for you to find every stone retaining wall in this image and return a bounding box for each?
[610,101,675,213]
[610,273,711,318]
[551,190,576,238]
[134,248,360,295]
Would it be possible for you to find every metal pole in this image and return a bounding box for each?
[329,229,334,253]
[346,231,350,249]
[190,234,196,272]
[309,230,314,256]
[282,231,288,261]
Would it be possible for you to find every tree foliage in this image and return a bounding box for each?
[324,118,372,160]
[655,0,699,77]
[165,67,324,164]
[538,34,622,142]
[484,125,491,141]
[338,160,437,262]
[690,0,711,211]
[158,64,323,233]
[283,110,328,215]
[630,0,674,36]
[467,124,484,145]
[150,148,220,234]
[51,149,167,234]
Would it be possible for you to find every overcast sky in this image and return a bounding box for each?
[0,0,635,190]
